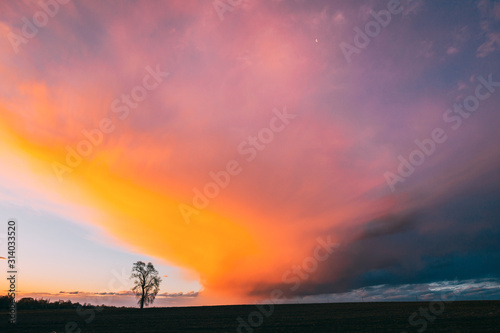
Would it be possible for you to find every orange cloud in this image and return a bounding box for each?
[0,0,407,303]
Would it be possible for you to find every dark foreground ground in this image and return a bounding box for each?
[1,301,499,332]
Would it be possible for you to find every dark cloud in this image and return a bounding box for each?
[249,165,500,299]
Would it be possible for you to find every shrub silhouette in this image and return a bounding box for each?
[0,296,115,310]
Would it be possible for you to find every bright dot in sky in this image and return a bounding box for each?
[315,38,318,43]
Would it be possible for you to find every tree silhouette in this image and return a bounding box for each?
[130,261,161,309]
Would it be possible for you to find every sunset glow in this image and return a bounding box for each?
[1,0,500,308]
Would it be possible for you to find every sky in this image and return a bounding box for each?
[0,0,500,308]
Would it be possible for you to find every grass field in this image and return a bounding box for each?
[1,301,499,332]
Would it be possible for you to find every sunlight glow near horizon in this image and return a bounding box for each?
[0,0,500,306]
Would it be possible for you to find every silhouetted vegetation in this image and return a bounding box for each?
[0,301,499,332]
[0,296,116,310]
[0,295,13,309]
[131,261,161,309]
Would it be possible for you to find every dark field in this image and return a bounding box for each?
[1,301,499,332]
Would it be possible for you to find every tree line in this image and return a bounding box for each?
[0,296,115,310]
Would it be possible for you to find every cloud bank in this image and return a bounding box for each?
[0,0,499,303]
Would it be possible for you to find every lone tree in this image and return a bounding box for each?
[130,261,162,309]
